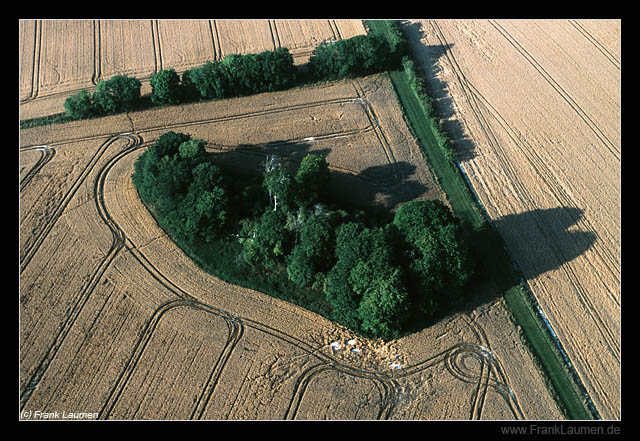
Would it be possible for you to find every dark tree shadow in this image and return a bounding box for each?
[407,205,598,333]
[491,206,597,279]
[466,206,595,311]
[398,20,478,162]
[207,139,427,213]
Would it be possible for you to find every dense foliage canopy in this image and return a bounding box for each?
[93,75,142,114]
[308,33,399,80]
[132,132,228,244]
[63,74,141,119]
[132,131,473,340]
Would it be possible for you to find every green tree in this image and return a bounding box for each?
[178,185,227,243]
[294,154,331,207]
[393,200,472,318]
[179,138,207,163]
[261,47,296,91]
[150,68,182,105]
[132,133,226,245]
[323,221,411,338]
[154,131,192,159]
[132,146,160,204]
[185,61,231,100]
[286,212,335,287]
[185,162,227,242]
[180,68,200,102]
[243,208,292,268]
[263,156,295,213]
[236,53,263,94]
[324,222,362,328]
[308,33,394,80]
[153,154,193,215]
[64,89,94,120]
[357,267,409,339]
[286,245,315,288]
[93,75,141,114]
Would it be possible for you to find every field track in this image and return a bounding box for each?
[19,72,561,419]
[404,19,620,419]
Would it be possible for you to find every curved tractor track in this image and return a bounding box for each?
[20,132,146,410]
[19,70,529,419]
[62,132,524,420]
[19,145,55,191]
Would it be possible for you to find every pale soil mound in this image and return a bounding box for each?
[20,73,561,420]
[404,19,620,419]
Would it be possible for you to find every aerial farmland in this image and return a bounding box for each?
[19,19,620,422]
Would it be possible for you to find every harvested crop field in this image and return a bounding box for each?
[20,69,562,420]
[18,19,366,120]
[403,19,621,419]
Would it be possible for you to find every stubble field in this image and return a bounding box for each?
[19,60,561,419]
[403,19,620,419]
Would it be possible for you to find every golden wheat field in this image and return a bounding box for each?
[404,19,621,419]
[19,58,562,419]
[19,18,621,421]
[18,19,367,120]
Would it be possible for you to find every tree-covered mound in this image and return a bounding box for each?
[132,131,473,340]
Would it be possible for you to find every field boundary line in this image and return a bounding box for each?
[269,20,281,50]
[210,20,222,61]
[328,20,343,41]
[92,20,102,85]
[151,20,162,73]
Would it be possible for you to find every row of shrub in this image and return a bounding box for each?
[132,131,473,340]
[306,33,401,80]
[178,47,298,102]
[366,20,458,162]
[63,48,297,120]
[400,56,457,162]
[64,75,142,119]
[61,32,403,123]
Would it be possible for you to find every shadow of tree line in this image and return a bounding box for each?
[399,20,477,162]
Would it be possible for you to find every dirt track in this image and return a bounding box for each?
[19,73,561,420]
[403,19,620,419]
